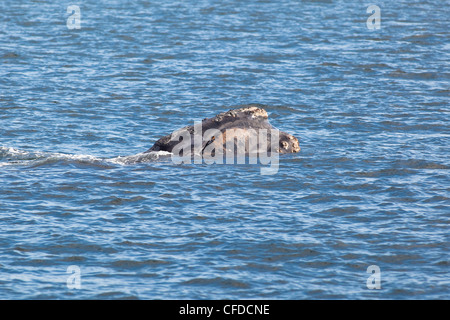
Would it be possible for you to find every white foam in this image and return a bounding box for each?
[108,151,172,165]
[0,146,172,168]
[0,146,105,167]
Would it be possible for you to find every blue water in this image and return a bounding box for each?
[0,0,449,299]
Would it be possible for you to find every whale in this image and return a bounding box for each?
[145,105,300,159]
[145,104,300,159]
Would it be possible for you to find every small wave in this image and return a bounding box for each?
[108,151,172,165]
[0,146,171,168]
[0,147,105,168]
[388,69,446,80]
[182,277,250,289]
[396,159,449,170]
[0,52,21,59]
[0,147,49,167]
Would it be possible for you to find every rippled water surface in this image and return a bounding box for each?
[0,0,449,299]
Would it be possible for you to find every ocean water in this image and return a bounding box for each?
[0,0,449,299]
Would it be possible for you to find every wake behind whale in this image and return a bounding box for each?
[0,146,170,168]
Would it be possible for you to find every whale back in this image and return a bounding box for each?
[146,105,300,155]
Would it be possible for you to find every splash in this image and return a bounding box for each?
[108,151,172,165]
[0,146,171,168]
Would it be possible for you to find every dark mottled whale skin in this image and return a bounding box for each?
[145,105,300,155]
